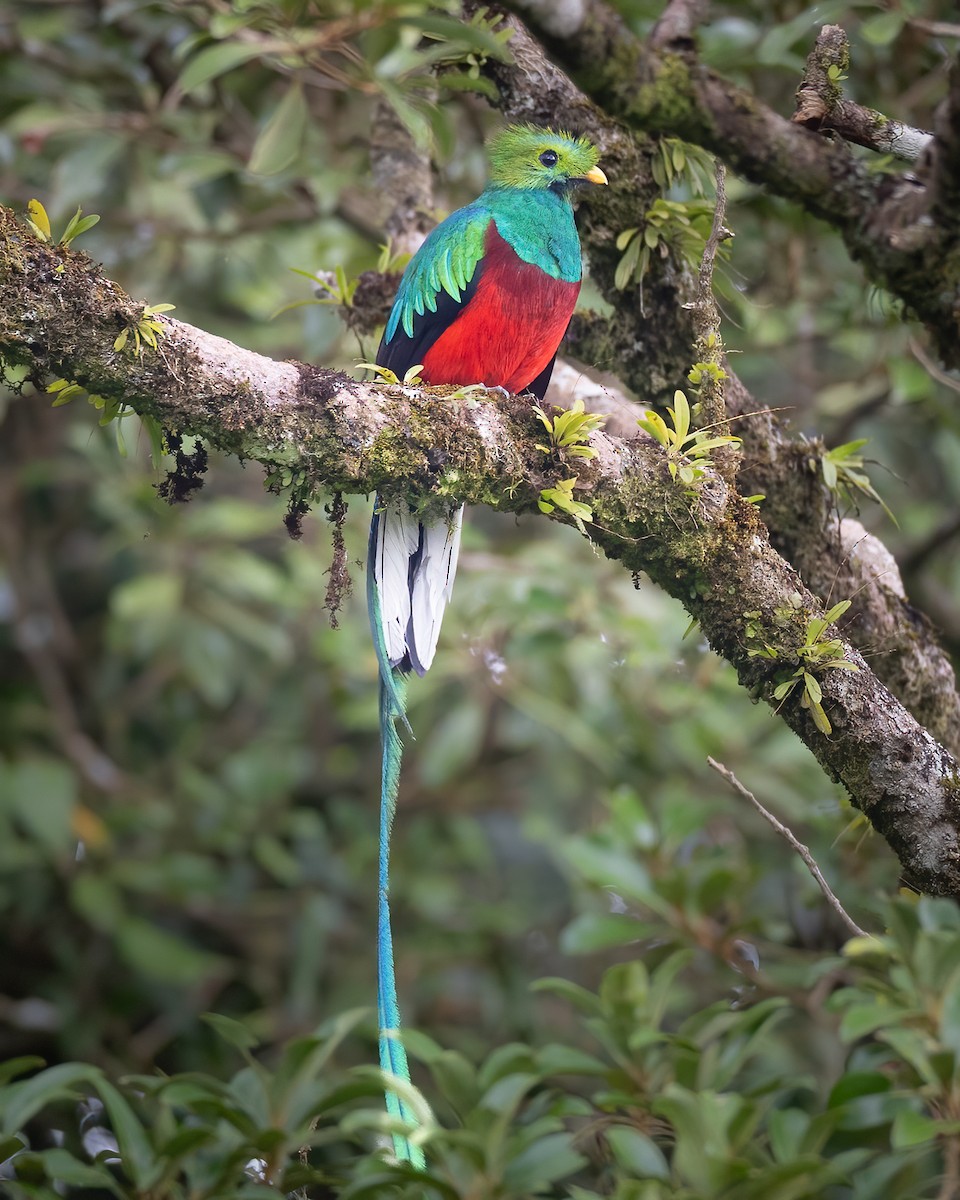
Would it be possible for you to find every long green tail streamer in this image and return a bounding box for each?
[367,532,426,1170]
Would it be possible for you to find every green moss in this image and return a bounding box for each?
[627,54,698,133]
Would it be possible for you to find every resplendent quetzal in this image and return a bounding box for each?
[367,124,606,1166]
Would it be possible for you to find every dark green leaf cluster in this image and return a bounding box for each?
[5,896,960,1197]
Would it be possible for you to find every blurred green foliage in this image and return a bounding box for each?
[1,0,960,1195]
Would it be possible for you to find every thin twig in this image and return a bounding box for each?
[909,335,960,396]
[695,158,729,328]
[692,159,735,464]
[707,757,870,939]
[909,17,960,40]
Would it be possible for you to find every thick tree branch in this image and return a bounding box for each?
[2,208,960,896]
[930,56,960,237]
[370,95,435,257]
[503,0,960,370]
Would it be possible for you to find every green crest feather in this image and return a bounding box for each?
[486,124,601,191]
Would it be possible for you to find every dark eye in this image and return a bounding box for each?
[539,149,558,167]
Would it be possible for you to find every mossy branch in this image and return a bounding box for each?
[2,203,960,897]
[793,24,933,162]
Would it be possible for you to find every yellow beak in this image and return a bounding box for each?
[583,165,608,186]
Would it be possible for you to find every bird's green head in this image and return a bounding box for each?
[486,124,607,193]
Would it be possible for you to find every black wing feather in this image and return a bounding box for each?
[524,352,558,401]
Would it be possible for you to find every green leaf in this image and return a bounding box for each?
[773,678,797,702]
[808,698,832,735]
[92,1077,157,1189]
[891,1106,940,1149]
[803,672,822,706]
[530,977,603,1015]
[502,1132,587,1191]
[377,79,430,146]
[179,42,264,92]
[60,207,100,246]
[637,410,671,448]
[768,1107,810,1164]
[248,81,308,175]
[823,599,851,624]
[201,1012,261,1052]
[37,1147,125,1195]
[606,1126,670,1180]
[561,837,656,902]
[1,1063,101,1134]
[938,964,960,1056]
[560,912,656,954]
[805,618,828,645]
[860,11,905,45]
[0,1058,45,1087]
[615,234,642,290]
[3,759,76,855]
[50,384,85,406]
[690,435,740,455]
[115,915,223,985]
[670,390,691,444]
[839,1002,910,1041]
[536,1044,608,1077]
[27,198,51,239]
[396,12,514,62]
[616,227,638,251]
[826,1070,889,1108]
[842,935,894,960]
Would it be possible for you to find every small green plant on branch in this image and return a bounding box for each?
[433,4,516,95]
[357,362,424,386]
[615,198,727,294]
[114,303,176,357]
[651,137,718,196]
[47,377,166,461]
[25,199,100,248]
[821,438,896,523]
[537,478,593,534]
[292,264,359,309]
[637,390,740,488]
[687,357,728,391]
[533,397,604,461]
[533,400,603,534]
[772,600,859,735]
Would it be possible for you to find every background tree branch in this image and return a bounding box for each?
[793,24,934,161]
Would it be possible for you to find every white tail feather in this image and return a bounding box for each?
[373,500,421,666]
[408,506,463,674]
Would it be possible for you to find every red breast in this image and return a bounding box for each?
[421,222,580,393]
